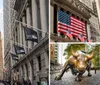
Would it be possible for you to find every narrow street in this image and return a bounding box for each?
[51,70,100,85]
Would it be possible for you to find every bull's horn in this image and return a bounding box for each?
[86,51,94,61]
[72,50,78,57]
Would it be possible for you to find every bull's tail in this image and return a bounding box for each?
[55,61,69,80]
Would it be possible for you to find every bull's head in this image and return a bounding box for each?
[71,50,94,72]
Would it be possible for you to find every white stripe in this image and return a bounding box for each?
[58,24,86,34]
[71,17,85,25]
[58,27,86,36]
[58,28,86,38]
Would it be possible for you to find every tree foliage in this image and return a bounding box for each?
[63,44,85,58]
[63,44,100,68]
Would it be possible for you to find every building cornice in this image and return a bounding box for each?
[51,0,91,19]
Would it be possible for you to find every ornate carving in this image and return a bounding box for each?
[52,0,91,19]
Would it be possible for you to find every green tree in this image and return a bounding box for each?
[92,44,100,69]
[63,44,85,58]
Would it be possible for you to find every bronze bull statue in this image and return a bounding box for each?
[55,50,94,81]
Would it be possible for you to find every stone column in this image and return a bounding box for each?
[44,51,49,69]
[20,66,23,79]
[26,4,32,50]
[31,0,39,45]
[28,61,33,83]
[50,5,54,34]
[19,22,23,58]
[39,0,48,38]
[19,22,22,45]
[31,0,38,28]
[23,64,27,80]
[87,24,90,41]
[95,0,100,25]
[22,16,26,52]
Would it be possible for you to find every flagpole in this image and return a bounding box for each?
[4,37,32,55]
[15,20,49,34]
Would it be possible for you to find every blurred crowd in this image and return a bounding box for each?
[1,79,32,85]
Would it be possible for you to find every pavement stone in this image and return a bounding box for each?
[50,70,100,85]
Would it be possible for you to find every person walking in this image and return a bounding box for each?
[28,79,31,85]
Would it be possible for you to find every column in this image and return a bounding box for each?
[19,22,22,45]
[44,51,49,69]
[39,0,48,38]
[22,16,27,52]
[95,0,100,25]
[28,61,33,83]
[31,0,38,28]
[23,64,27,80]
[19,22,23,58]
[20,66,23,79]
[26,4,32,49]
[87,24,91,41]
[31,0,39,44]
[50,5,54,34]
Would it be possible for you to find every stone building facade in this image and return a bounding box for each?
[50,0,100,42]
[4,0,49,85]
[95,0,100,25]
[50,44,58,64]
[0,32,3,80]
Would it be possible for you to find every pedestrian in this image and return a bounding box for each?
[12,79,15,85]
[24,80,28,85]
[28,79,31,85]
[22,78,25,85]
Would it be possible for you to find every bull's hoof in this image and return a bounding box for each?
[55,76,62,80]
[88,74,92,77]
[75,77,82,81]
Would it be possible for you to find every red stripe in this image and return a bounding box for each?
[58,22,86,34]
[71,21,86,29]
[71,20,85,28]
[58,25,86,35]
[58,29,86,39]
[58,15,87,39]
[58,27,86,37]
[58,21,86,31]
[71,17,85,25]
[71,23,86,31]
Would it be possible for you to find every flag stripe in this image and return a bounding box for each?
[71,17,85,25]
[58,29,86,39]
[58,10,87,40]
[58,28,86,38]
[58,22,86,34]
[58,27,86,36]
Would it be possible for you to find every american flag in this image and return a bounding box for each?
[58,10,87,41]
[66,29,73,40]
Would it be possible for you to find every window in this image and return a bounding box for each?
[54,4,57,34]
[37,55,41,70]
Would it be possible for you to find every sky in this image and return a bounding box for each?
[58,44,68,65]
[0,0,3,38]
